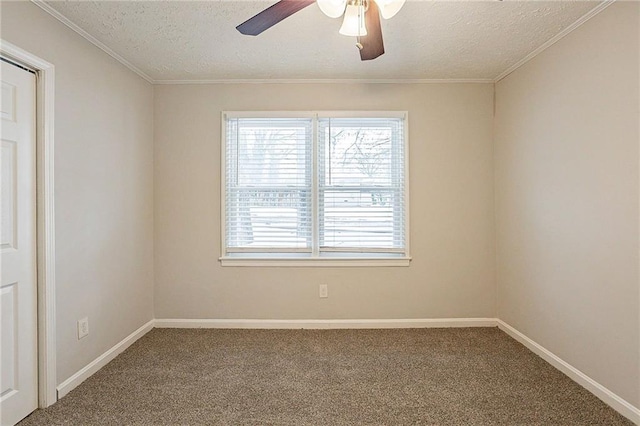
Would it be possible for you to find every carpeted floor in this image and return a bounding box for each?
[19,327,632,425]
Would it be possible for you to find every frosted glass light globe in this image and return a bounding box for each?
[338,4,367,36]
[317,0,348,18]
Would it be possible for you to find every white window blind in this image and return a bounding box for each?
[225,117,312,252]
[318,117,405,253]
[223,112,408,263]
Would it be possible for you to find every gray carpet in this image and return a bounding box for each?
[19,328,632,425]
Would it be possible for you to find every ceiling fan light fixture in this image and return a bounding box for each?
[339,3,367,36]
[376,0,406,19]
[317,0,347,18]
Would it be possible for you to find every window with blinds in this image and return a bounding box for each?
[225,117,313,252]
[222,112,408,264]
[318,117,405,253]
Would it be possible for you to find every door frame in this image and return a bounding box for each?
[1,39,57,408]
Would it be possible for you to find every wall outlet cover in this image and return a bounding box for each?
[319,284,328,298]
[78,317,89,339]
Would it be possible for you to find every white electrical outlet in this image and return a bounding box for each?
[319,284,328,298]
[78,317,89,340]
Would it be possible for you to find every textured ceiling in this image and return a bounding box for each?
[42,0,603,81]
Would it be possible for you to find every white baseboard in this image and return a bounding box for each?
[56,319,155,399]
[497,320,640,425]
[154,317,498,329]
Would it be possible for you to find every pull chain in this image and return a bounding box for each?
[356,0,365,50]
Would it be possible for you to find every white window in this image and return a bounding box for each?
[221,112,410,266]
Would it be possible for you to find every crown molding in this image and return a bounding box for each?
[30,0,154,84]
[153,78,495,85]
[494,0,616,82]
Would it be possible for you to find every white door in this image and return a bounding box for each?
[0,60,38,426]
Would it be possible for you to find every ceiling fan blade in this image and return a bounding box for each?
[237,0,316,36]
[359,0,385,61]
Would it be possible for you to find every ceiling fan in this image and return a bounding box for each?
[236,0,406,61]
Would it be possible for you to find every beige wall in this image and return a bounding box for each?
[154,83,496,320]
[1,2,155,384]
[494,2,639,407]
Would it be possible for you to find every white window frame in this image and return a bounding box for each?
[220,111,411,267]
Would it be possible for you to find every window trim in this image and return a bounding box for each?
[220,111,411,267]
[219,257,411,267]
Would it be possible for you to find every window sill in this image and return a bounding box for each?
[219,256,412,267]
